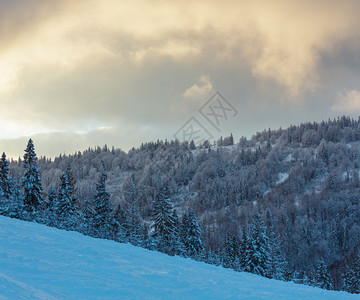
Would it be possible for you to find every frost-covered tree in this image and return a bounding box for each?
[113,203,127,228]
[0,152,12,200]
[189,140,196,150]
[351,255,360,293]
[343,265,355,293]
[151,186,178,255]
[343,255,360,293]
[315,259,333,290]
[125,206,142,246]
[181,210,204,259]
[65,166,77,208]
[207,249,222,266]
[22,139,43,212]
[55,173,76,229]
[223,234,239,269]
[110,203,127,242]
[123,174,138,204]
[238,229,248,270]
[94,173,112,238]
[223,133,234,146]
[268,235,288,280]
[245,213,270,277]
[79,198,95,236]
[172,209,184,255]
[266,210,288,280]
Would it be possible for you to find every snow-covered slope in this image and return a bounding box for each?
[0,216,356,299]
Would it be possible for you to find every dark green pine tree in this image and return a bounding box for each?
[173,209,181,237]
[238,229,248,270]
[111,203,127,242]
[350,255,360,293]
[315,259,333,290]
[94,172,112,238]
[113,203,127,228]
[343,265,355,293]
[79,198,95,236]
[65,166,77,208]
[140,224,151,249]
[0,152,12,200]
[181,210,204,259]
[266,209,288,280]
[151,186,178,255]
[172,209,184,255]
[189,140,196,150]
[268,234,288,280]
[55,173,75,229]
[223,233,239,269]
[245,213,270,277]
[22,139,43,212]
[125,206,142,246]
[207,249,222,266]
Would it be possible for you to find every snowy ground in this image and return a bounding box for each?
[0,216,357,299]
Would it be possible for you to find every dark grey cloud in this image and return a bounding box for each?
[1,0,360,157]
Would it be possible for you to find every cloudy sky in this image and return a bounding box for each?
[1,0,360,158]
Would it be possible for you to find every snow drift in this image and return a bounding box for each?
[0,216,356,299]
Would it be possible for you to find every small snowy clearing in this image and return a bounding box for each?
[276,173,289,185]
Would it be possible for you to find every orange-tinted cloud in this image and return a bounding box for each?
[1,0,360,156]
[1,0,359,96]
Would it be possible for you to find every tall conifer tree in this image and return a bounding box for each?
[151,186,178,255]
[0,152,11,200]
[94,173,112,238]
[22,139,43,212]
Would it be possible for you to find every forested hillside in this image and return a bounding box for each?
[1,115,360,293]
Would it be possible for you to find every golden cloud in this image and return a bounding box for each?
[0,0,359,142]
[0,0,359,97]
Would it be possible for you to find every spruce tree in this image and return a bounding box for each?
[55,173,75,229]
[245,213,270,277]
[140,224,150,249]
[112,203,127,242]
[5,175,22,219]
[189,140,196,150]
[238,229,248,270]
[94,172,112,238]
[343,265,355,293]
[349,255,360,293]
[113,203,127,228]
[22,139,43,212]
[126,206,142,246]
[65,166,77,208]
[80,198,95,236]
[0,152,11,200]
[223,234,239,269]
[151,186,178,255]
[181,210,204,259]
[266,211,288,280]
[315,259,333,290]
[172,209,184,255]
[207,249,222,266]
[268,238,288,280]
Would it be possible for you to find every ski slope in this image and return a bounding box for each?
[0,216,356,299]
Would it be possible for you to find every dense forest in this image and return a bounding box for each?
[1,115,360,293]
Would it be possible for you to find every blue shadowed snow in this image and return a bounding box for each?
[0,216,357,299]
